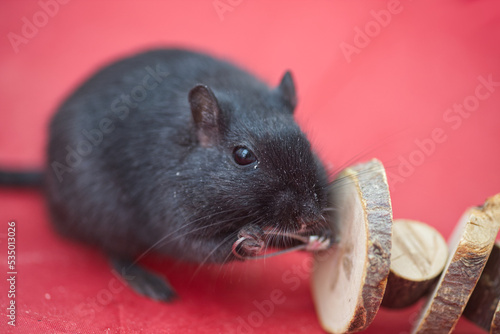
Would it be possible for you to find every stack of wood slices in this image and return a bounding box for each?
[311,159,500,333]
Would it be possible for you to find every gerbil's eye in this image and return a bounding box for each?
[233,146,257,166]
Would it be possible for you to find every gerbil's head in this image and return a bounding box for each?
[186,71,330,260]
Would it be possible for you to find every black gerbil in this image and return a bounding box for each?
[3,49,332,301]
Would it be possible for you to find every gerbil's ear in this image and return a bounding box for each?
[189,84,224,147]
[277,71,297,113]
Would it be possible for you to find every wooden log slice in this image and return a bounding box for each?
[412,193,500,334]
[463,242,500,332]
[382,219,448,309]
[491,301,500,334]
[312,159,393,333]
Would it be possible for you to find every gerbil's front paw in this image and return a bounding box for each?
[234,225,265,258]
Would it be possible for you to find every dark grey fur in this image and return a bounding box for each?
[42,49,330,300]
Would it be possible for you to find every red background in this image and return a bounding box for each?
[1,1,500,333]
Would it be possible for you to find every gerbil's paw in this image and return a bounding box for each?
[235,225,265,258]
[238,224,264,241]
[110,257,178,302]
[238,236,265,257]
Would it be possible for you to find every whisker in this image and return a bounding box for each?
[239,244,308,260]
[325,128,408,181]
[190,230,240,281]
[328,164,385,193]
[130,207,241,266]
[162,211,258,247]
[214,215,265,280]
[262,224,277,266]
[322,207,337,212]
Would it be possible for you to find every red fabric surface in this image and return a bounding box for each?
[1,1,500,333]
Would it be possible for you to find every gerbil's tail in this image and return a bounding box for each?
[0,169,44,187]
